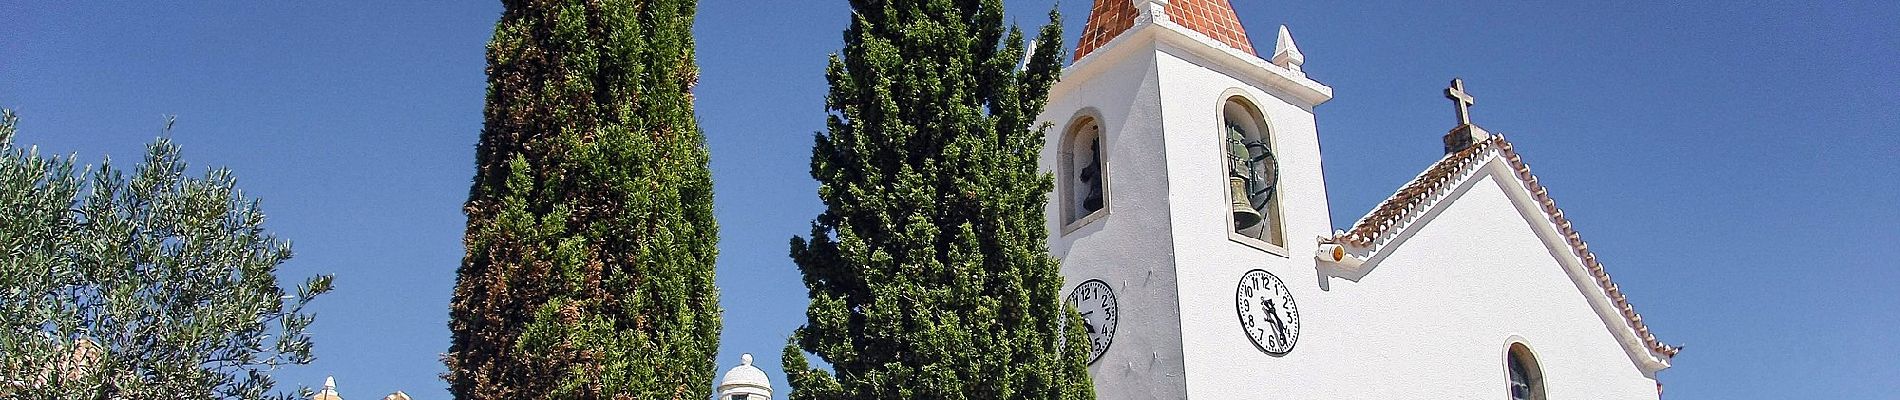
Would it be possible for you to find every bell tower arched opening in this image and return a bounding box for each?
[1220,96,1284,248]
[1060,111,1109,230]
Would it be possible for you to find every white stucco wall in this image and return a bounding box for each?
[1144,38,1345,400]
[1288,171,1659,399]
[1040,40,1191,399]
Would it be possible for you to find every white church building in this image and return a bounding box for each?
[722,0,1680,399]
[1033,0,1679,398]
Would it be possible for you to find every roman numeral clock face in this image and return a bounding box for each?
[1065,279,1118,364]
[1235,269,1300,355]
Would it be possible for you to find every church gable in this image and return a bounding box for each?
[1317,134,1679,373]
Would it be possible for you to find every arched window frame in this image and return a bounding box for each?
[1060,109,1111,234]
[1502,339,1548,400]
[1217,91,1286,253]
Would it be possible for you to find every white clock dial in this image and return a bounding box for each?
[1235,269,1300,355]
[1065,279,1118,364]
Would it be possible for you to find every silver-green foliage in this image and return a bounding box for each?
[0,110,333,400]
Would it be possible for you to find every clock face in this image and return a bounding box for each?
[1235,269,1300,355]
[1065,279,1118,364]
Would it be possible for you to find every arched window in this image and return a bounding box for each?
[1061,114,1107,227]
[1506,343,1546,400]
[1220,97,1283,246]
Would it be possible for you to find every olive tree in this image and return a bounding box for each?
[0,110,332,400]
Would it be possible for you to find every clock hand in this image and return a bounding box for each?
[1263,299,1285,337]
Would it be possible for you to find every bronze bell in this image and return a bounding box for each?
[1230,176,1263,229]
[1227,125,1264,230]
[1079,139,1105,213]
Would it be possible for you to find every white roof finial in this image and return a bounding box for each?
[313,376,343,400]
[741,353,754,366]
[1272,25,1306,72]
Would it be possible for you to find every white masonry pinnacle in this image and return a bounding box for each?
[1272,25,1306,72]
[1018,39,1038,71]
[313,376,343,400]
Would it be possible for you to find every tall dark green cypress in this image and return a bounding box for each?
[445,1,719,399]
[782,1,1093,399]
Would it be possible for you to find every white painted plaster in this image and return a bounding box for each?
[1270,173,1659,399]
[1041,36,1191,400]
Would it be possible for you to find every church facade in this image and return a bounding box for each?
[1037,0,1677,398]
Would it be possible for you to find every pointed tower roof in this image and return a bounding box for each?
[1075,0,1256,60]
[312,376,342,400]
[1271,25,1305,71]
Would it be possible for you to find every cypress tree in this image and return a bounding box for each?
[444,1,719,399]
[782,2,1093,399]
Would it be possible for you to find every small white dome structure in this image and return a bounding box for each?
[716,353,772,400]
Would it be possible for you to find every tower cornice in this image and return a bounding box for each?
[1056,17,1332,107]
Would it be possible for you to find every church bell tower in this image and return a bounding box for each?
[1038,0,1334,398]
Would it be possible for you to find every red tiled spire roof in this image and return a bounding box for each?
[1074,0,1257,61]
[1074,0,1137,60]
[1165,0,1256,54]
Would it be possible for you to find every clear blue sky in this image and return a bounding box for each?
[3,1,1895,398]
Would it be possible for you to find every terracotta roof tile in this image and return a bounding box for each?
[1074,0,1256,61]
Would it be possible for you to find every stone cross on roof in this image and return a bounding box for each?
[1439,78,1492,154]
[1445,78,1476,126]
